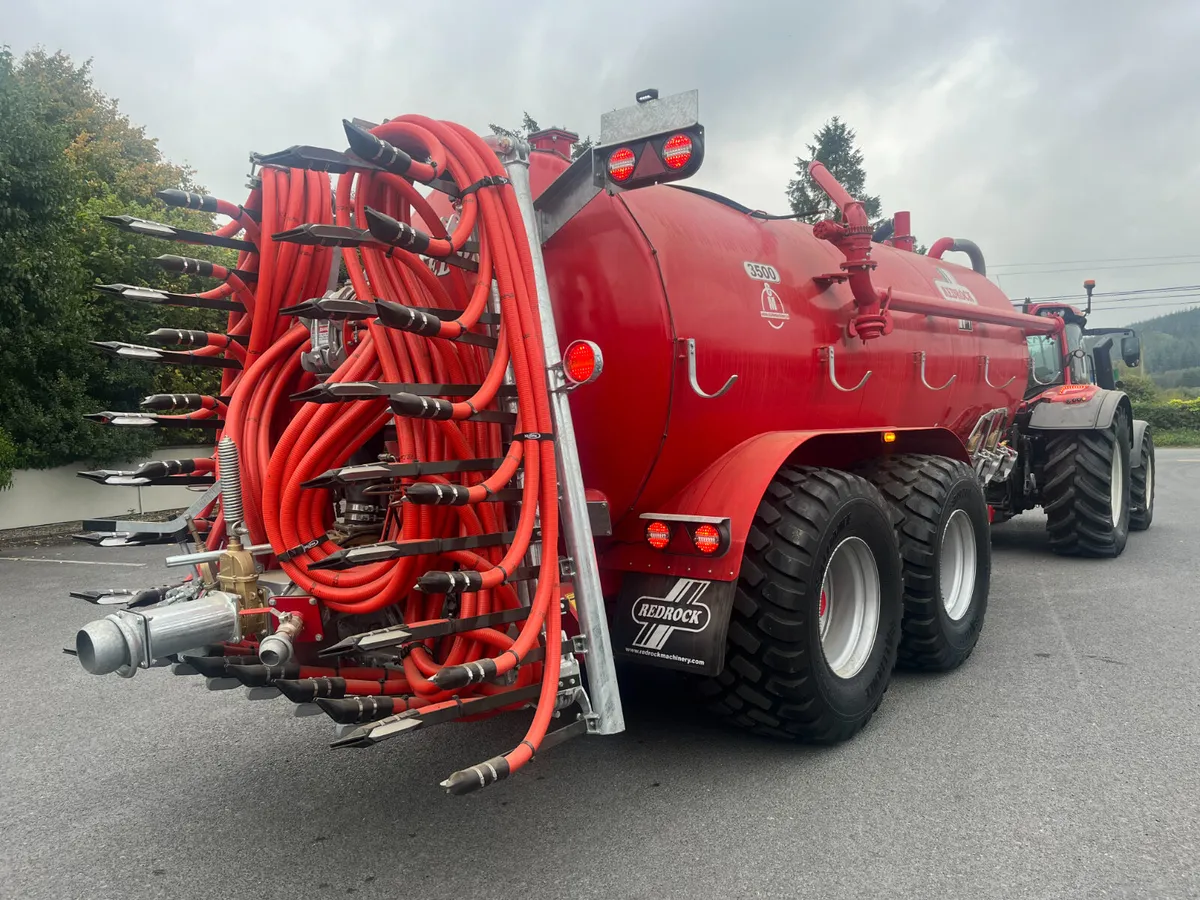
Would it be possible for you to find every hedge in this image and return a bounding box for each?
[1131,398,1200,431]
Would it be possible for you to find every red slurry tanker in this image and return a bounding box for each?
[71,89,1155,792]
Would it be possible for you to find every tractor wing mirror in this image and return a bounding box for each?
[1121,334,1142,367]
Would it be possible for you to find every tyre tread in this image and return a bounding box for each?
[1042,411,1131,557]
[700,465,899,743]
[855,454,988,671]
[1130,430,1154,531]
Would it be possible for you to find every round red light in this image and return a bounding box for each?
[608,147,635,182]
[563,340,599,385]
[692,523,721,554]
[661,134,693,170]
[646,521,671,550]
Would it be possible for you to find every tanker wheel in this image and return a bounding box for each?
[698,466,903,743]
[1042,406,1132,558]
[1130,429,1155,532]
[855,455,991,672]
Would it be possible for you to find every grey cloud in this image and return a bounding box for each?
[7,0,1200,324]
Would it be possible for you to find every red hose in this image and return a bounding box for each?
[162,113,566,789]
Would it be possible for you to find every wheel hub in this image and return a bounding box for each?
[939,509,977,621]
[818,537,881,679]
[1111,444,1125,524]
[1144,451,1154,511]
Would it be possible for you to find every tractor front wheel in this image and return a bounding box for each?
[699,466,903,743]
[1130,429,1155,531]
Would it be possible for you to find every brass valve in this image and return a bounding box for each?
[217,532,268,638]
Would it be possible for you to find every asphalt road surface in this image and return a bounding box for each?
[2,451,1199,900]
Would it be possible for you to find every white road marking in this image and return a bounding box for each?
[0,556,146,567]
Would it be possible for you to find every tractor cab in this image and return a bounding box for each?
[1021,279,1143,393]
[1021,302,1091,396]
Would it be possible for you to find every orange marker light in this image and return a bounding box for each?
[882,431,897,444]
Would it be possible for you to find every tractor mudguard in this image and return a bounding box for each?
[1131,419,1149,468]
[603,427,969,676]
[1026,387,1132,433]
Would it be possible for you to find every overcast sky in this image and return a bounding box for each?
[8,0,1200,327]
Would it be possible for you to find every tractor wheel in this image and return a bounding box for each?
[698,466,903,743]
[856,455,991,671]
[1042,407,1132,557]
[1130,429,1155,531]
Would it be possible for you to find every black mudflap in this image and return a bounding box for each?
[612,574,736,676]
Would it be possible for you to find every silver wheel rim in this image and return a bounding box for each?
[1144,449,1154,510]
[818,537,881,679]
[1111,445,1125,524]
[939,509,976,621]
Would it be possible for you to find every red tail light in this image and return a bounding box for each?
[645,521,671,550]
[661,133,693,170]
[639,513,730,557]
[692,523,720,554]
[562,340,603,386]
[607,147,636,182]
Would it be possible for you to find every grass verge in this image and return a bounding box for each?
[1152,428,1200,447]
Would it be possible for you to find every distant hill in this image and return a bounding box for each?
[1130,306,1200,387]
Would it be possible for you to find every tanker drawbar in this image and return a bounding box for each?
[64,88,1155,795]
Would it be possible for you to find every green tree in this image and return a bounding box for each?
[1117,368,1160,402]
[0,426,15,489]
[489,112,593,160]
[0,47,231,470]
[787,117,882,225]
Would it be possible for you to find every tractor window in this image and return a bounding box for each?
[1064,323,1093,384]
[1026,334,1063,393]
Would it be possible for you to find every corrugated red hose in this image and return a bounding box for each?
[163,116,565,787]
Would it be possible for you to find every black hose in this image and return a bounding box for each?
[949,239,987,275]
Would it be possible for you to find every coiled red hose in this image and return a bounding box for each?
[167,115,565,784]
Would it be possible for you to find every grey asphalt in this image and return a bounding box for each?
[2,451,1199,900]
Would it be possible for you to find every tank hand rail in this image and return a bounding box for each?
[914,351,956,391]
[818,346,871,392]
[683,338,737,399]
[1028,357,1059,387]
[979,355,1017,389]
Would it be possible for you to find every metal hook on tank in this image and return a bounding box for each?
[978,355,1016,389]
[818,346,871,392]
[681,338,737,399]
[914,351,956,391]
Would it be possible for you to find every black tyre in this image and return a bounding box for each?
[1042,407,1132,557]
[1130,428,1155,532]
[699,466,903,743]
[856,455,991,671]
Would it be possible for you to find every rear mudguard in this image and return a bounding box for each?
[1025,388,1141,465]
[1026,387,1130,431]
[604,426,969,676]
